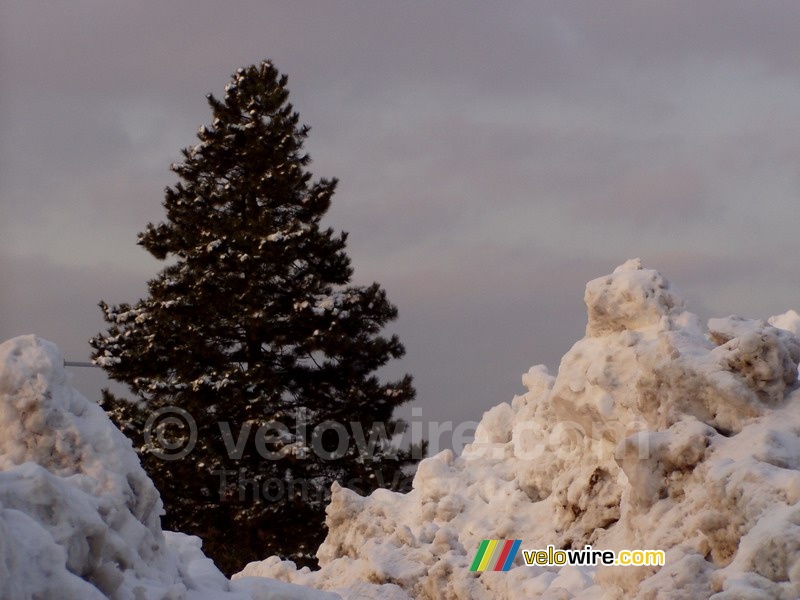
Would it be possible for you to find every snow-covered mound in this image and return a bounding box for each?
[240,260,800,599]
[0,335,338,600]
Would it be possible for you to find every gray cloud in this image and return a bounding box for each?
[3,1,800,433]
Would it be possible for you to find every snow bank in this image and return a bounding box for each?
[0,335,337,600]
[240,259,800,599]
[6,260,800,599]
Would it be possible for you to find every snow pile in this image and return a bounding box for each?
[6,260,800,599]
[0,335,337,600]
[240,259,800,599]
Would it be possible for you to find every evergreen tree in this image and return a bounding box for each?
[90,61,418,575]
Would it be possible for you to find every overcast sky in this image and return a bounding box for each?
[2,2,800,446]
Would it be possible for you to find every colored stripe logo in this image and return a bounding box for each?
[469,539,522,572]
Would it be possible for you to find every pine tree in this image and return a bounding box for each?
[90,61,419,575]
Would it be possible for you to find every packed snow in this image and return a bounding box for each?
[0,335,336,600]
[3,259,800,598]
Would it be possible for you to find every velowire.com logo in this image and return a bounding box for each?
[469,539,522,572]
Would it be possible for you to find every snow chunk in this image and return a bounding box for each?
[770,310,800,336]
[585,258,687,337]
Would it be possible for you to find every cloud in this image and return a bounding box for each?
[3,1,800,437]
[0,253,152,405]
[0,254,149,355]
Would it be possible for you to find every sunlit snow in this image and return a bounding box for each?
[3,260,800,598]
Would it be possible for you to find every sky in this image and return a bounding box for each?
[2,1,800,450]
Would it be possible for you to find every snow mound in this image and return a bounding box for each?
[0,335,337,600]
[240,260,800,599]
